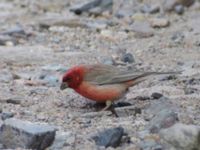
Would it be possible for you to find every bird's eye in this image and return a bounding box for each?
[63,77,71,82]
[66,77,71,81]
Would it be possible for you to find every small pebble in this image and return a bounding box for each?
[171,31,184,44]
[121,53,135,63]
[151,92,163,99]
[102,58,114,65]
[150,18,170,28]
[140,4,160,14]
[174,5,184,14]
[6,97,22,105]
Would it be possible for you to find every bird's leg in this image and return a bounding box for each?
[101,100,112,111]
[110,104,119,117]
[101,101,119,117]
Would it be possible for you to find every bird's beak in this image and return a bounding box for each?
[60,82,68,90]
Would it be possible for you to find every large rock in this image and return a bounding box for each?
[148,109,178,133]
[92,127,124,148]
[0,118,56,150]
[144,97,178,120]
[160,123,200,150]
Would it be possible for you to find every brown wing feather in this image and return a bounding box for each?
[84,64,121,84]
[84,64,180,85]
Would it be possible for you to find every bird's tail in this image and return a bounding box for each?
[125,71,181,87]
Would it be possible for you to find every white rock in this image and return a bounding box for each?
[160,123,200,150]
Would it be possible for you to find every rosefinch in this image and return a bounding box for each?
[60,64,179,115]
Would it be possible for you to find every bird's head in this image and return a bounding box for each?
[60,66,84,90]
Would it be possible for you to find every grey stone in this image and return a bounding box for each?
[115,105,141,117]
[1,112,14,120]
[92,127,124,148]
[115,6,136,18]
[115,9,133,18]
[184,87,198,95]
[149,110,178,133]
[178,0,195,7]
[185,78,200,85]
[150,18,170,28]
[0,119,3,127]
[0,144,3,149]
[0,46,53,66]
[151,92,163,99]
[0,69,14,83]
[134,96,150,101]
[39,17,87,29]
[102,57,114,65]
[80,111,112,118]
[42,75,59,87]
[29,88,49,95]
[1,25,26,37]
[145,97,174,116]
[34,71,59,87]
[86,20,108,30]
[0,118,56,150]
[6,97,22,104]
[171,31,184,44]
[121,53,135,63]
[162,0,178,12]
[0,25,29,45]
[49,131,75,150]
[70,0,113,15]
[138,130,150,139]
[42,64,68,73]
[160,123,200,150]
[174,5,184,14]
[0,35,14,46]
[162,0,194,12]
[114,0,140,18]
[139,140,157,150]
[154,145,164,150]
[131,22,154,38]
[140,4,160,14]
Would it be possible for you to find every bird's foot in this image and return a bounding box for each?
[101,101,118,117]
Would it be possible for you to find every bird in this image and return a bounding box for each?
[60,64,179,115]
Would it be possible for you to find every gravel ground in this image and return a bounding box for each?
[0,0,200,150]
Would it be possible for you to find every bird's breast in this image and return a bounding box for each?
[74,81,127,102]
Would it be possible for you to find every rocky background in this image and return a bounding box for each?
[0,0,200,149]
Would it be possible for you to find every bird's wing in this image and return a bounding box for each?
[83,64,120,84]
[84,64,180,85]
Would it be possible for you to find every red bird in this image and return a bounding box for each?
[60,64,178,112]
